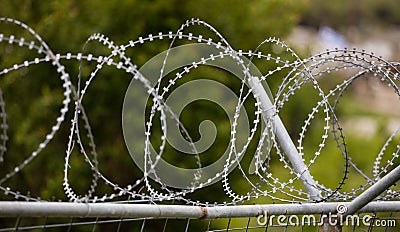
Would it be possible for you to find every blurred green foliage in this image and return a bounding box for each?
[0,1,399,231]
[0,0,400,231]
[0,0,306,200]
[1,0,398,199]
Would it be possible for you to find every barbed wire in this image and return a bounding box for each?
[0,17,399,206]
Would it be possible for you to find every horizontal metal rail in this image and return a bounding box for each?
[0,201,399,219]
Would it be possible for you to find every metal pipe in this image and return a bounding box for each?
[248,76,322,200]
[344,165,400,215]
[0,201,398,218]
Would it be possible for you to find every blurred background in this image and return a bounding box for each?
[1,0,399,201]
[0,0,399,230]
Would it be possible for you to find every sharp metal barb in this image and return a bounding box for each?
[0,17,399,232]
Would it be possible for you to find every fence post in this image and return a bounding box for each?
[247,77,345,231]
[344,164,400,216]
[248,76,322,200]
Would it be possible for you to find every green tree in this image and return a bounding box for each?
[0,0,307,198]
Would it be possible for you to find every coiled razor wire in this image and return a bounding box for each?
[0,17,399,206]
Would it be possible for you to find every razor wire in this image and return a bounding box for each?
[0,17,399,208]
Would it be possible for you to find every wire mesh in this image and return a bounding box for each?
[1,213,400,232]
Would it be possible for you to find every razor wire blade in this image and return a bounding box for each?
[0,18,398,205]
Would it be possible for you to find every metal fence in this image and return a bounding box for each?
[0,205,399,231]
[0,17,399,231]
